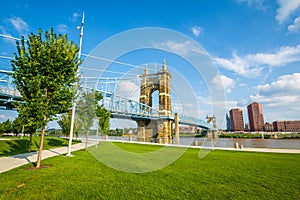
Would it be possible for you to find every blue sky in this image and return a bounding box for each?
[1,0,300,128]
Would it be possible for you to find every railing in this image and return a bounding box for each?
[0,72,212,129]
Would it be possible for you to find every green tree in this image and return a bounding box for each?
[11,28,79,168]
[57,111,79,137]
[77,91,97,150]
[11,117,22,136]
[0,120,12,134]
[95,94,110,135]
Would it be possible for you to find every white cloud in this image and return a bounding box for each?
[56,24,68,34]
[213,52,262,77]
[212,74,235,94]
[250,73,300,121]
[237,0,265,10]
[276,0,300,24]
[153,40,206,56]
[191,25,202,37]
[287,16,300,32]
[116,81,139,101]
[69,12,81,22]
[255,73,300,95]
[8,16,28,34]
[0,111,17,122]
[214,45,300,77]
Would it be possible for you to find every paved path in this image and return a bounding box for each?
[0,143,85,174]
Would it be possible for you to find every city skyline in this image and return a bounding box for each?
[1,0,300,128]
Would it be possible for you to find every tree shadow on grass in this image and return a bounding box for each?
[46,138,67,148]
[0,140,30,157]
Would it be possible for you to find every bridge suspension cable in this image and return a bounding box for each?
[81,53,141,69]
[0,34,22,41]
[80,67,139,77]
[0,55,14,60]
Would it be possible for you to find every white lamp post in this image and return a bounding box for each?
[66,12,85,156]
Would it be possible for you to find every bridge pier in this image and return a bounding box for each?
[137,60,173,144]
[207,129,219,139]
[137,119,173,143]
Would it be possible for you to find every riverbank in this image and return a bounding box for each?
[219,133,300,139]
[106,135,300,149]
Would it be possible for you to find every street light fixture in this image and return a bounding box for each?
[66,12,85,156]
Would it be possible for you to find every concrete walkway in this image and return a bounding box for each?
[0,143,85,174]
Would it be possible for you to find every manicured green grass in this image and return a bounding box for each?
[0,136,80,157]
[0,142,299,200]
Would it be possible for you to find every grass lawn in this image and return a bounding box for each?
[0,142,299,199]
[0,136,80,157]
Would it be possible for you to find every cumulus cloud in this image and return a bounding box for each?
[153,40,206,56]
[276,0,300,24]
[250,73,300,121]
[191,25,203,37]
[255,73,300,95]
[212,74,235,94]
[214,45,300,77]
[7,16,28,34]
[69,12,81,22]
[56,24,68,34]
[213,52,262,77]
[287,16,300,32]
[115,80,139,101]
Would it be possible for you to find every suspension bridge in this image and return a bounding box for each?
[0,30,215,144]
[0,67,211,128]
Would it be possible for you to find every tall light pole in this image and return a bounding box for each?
[66,12,85,156]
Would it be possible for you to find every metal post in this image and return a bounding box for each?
[175,113,179,145]
[67,12,84,157]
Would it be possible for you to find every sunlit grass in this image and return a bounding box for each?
[0,142,299,199]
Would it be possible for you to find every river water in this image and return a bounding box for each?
[104,136,300,149]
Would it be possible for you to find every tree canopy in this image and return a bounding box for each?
[11,28,80,167]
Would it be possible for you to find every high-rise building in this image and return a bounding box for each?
[230,108,244,132]
[226,113,231,131]
[247,102,264,131]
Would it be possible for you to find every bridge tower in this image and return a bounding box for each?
[137,60,173,144]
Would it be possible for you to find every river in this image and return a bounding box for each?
[102,136,300,149]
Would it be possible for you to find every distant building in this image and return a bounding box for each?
[247,102,264,131]
[230,108,244,132]
[179,126,196,134]
[273,121,286,132]
[273,120,300,132]
[264,122,273,132]
[226,113,231,131]
[245,123,250,131]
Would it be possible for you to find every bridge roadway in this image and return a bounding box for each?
[0,71,212,129]
[0,93,21,110]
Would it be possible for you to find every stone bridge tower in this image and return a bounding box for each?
[137,60,172,144]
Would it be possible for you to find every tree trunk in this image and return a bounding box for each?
[36,127,45,168]
[36,127,46,168]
